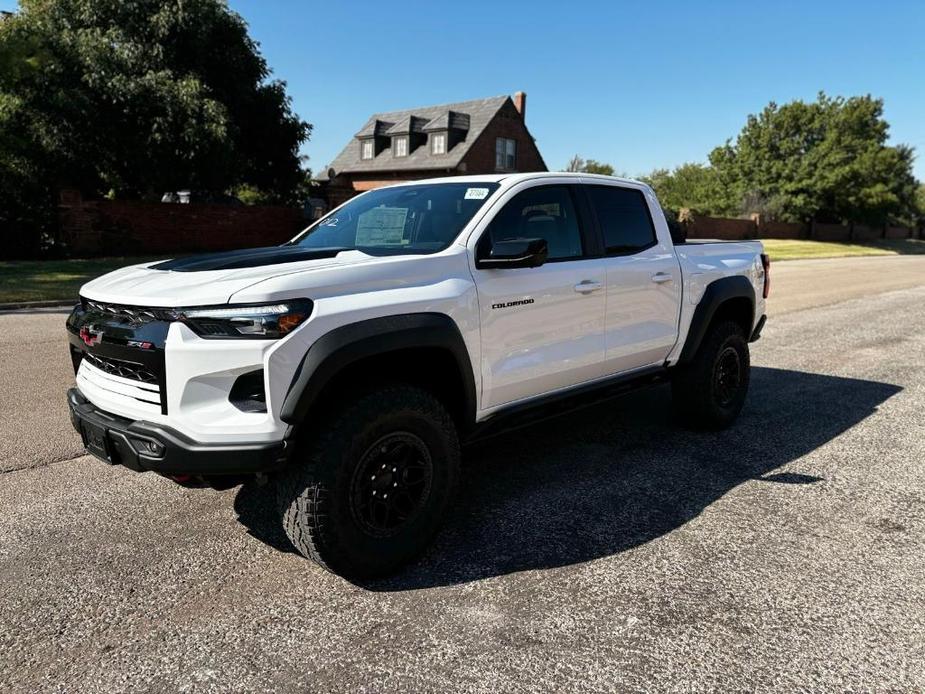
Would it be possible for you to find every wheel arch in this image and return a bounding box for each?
[280,313,477,433]
[677,276,755,366]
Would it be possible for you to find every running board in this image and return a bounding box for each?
[465,366,670,445]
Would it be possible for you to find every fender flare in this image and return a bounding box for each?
[280,313,477,427]
[677,275,755,365]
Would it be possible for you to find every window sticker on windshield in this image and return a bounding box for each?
[464,187,490,200]
[355,207,409,246]
[320,217,338,226]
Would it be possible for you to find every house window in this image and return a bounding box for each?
[394,136,408,157]
[495,137,516,170]
[361,140,374,160]
[432,133,446,155]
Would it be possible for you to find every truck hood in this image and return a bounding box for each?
[79,246,381,306]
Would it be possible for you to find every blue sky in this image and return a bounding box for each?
[231,0,925,178]
[5,0,924,178]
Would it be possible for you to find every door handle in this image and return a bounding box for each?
[651,272,673,284]
[574,280,603,294]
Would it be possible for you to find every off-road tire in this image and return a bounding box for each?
[276,385,460,579]
[672,320,750,430]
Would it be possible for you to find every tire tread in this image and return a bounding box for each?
[276,385,459,577]
[672,320,750,430]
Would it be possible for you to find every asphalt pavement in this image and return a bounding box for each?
[1,256,923,692]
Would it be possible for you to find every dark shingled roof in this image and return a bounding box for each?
[385,115,428,135]
[326,95,510,176]
[422,110,470,132]
[354,119,395,138]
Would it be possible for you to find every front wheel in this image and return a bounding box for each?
[276,385,460,579]
[672,320,751,430]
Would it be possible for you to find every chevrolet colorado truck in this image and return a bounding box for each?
[66,172,769,578]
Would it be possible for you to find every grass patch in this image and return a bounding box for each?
[761,238,925,261]
[0,257,158,304]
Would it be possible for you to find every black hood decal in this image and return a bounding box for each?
[151,246,349,272]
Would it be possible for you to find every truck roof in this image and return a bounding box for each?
[387,171,649,188]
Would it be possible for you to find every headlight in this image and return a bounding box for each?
[175,299,313,339]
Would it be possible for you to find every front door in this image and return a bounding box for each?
[471,183,608,410]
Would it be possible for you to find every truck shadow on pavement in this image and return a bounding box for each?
[234,366,901,589]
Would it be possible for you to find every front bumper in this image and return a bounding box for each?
[67,388,288,476]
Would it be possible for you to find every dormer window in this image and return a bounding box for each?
[432,133,446,155]
[394,136,408,157]
[361,140,374,160]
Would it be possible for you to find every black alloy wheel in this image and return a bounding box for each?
[350,432,434,537]
[713,346,742,407]
[671,320,751,430]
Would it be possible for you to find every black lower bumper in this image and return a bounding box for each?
[67,388,288,476]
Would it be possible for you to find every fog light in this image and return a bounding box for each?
[229,369,267,413]
[130,437,165,457]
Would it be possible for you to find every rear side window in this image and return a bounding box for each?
[586,185,657,255]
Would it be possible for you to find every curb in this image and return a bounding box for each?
[0,299,75,311]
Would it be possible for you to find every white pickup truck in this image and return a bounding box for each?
[66,172,769,578]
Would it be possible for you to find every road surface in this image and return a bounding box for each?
[1,255,923,692]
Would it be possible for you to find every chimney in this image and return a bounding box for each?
[513,91,526,121]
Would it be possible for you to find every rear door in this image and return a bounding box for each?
[582,183,682,375]
[469,182,609,410]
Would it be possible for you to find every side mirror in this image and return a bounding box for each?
[476,237,548,269]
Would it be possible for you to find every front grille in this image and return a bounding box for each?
[82,299,176,323]
[83,352,158,385]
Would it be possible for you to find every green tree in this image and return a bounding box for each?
[640,163,736,216]
[564,154,615,176]
[582,159,615,176]
[0,0,310,256]
[913,183,925,227]
[0,21,57,257]
[710,93,918,225]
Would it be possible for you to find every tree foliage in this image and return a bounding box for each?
[0,0,310,256]
[710,93,918,224]
[565,154,615,176]
[643,93,919,226]
[640,163,735,217]
[914,184,925,225]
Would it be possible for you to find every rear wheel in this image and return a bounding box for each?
[672,320,750,429]
[276,385,460,579]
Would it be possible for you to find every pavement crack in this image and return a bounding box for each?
[1,452,88,476]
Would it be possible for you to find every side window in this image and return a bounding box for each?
[486,185,583,260]
[586,185,657,255]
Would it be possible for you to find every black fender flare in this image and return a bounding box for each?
[677,275,755,365]
[280,313,477,427]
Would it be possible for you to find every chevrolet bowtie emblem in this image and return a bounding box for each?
[79,325,103,347]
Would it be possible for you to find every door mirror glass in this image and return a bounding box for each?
[476,237,548,269]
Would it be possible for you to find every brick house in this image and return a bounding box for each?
[320,92,546,207]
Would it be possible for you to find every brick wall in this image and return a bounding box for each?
[462,100,547,175]
[813,223,850,241]
[59,197,307,257]
[685,213,918,242]
[885,225,912,239]
[759,220,806,239]
[686,215,756,240]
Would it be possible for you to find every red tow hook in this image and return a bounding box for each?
[170,474,193,484]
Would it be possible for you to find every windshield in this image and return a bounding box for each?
[290,182,500,254]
